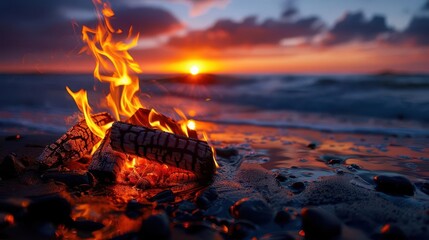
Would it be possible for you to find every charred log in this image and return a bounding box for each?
[110,122,216,183]
[89,131,127,183]
[38,112,113,167]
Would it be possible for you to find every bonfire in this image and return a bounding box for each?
[38,0,217,188]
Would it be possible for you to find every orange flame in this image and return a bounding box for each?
[66,0,211,157]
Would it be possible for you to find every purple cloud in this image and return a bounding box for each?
[321,12,394,46]
[167,13,324,49]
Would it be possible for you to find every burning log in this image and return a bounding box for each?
[110,122,216,183]
[88,131,127,182]
[38,113,113,167]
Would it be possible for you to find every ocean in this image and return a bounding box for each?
[1,73,428,136]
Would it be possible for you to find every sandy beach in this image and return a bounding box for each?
[1,119,428,239]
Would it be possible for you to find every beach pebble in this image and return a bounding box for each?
[275,173,288,182]
[216,147,239,158]
[178,200,197,212]
[4,134,22,141]
[41,170,94,188]
[228,220,257,239]
[72,219,104,232]
[379,224,407,240]
[230,198,274,224]
[0,153,24,179]
[373,175,414,196]
[140,211,170,240]
[301,207,342,239]
[307,143,317,149]
[149,190,175,203]
[27,194,72,224]
[291,181,305,192]
[174,221,214,234]
[274,209,291,225]
[196,187,218,210]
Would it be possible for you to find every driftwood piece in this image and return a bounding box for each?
[88,131,127,182]
[38,112,113,167]
[127,108,198,139]
[110,122,216,183]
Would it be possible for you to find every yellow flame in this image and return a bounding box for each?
[202,132,219,169]
[125,157,136,169]
[187,119,196,130]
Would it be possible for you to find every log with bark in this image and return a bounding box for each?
[110,121,216,183]
[88,131,128,182]
[38,113,113,167]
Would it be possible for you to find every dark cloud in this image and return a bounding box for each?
[400,16,429,45]
[167,13,323,49]
[109,7,183,37]
[322,12,394,45]
[0,1,183,59]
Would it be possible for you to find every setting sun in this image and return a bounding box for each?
[190,65,199,75]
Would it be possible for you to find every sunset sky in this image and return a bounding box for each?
[1,0,428,74]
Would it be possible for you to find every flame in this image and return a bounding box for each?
[125,157,136,169]
[66,0,213,161]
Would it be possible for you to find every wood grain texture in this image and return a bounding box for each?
[110,121,216,183]
[38,113,113,167]
[89,131,127,182]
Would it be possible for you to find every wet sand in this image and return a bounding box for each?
[0,122,428,239]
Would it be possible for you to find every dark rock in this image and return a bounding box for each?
[177,200,197,212]
[260,232,294,240]
[0,213,14,229]
[72,219,104,232]
[291,182,305,192]
[174,221,214,234]
[27,195,72,224]
[5,134,22,141]
[274,209,291,225]
[199,187,218,201]
[328,159,342,164]
[351,163,361,169]
[0,153,24,179]
[374,175,414,196]
[307,143,317,149]
[41,170,94,188]
[195,187,218,210]
[228,220,257,239]
[230,198,274,224]
[379,224,407,240]
[139,211,170,240]
[215,147,239,158]
[301,207,342,239]
[275,173,287,182]
[148,190,175,203]
[196,196,211,210]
